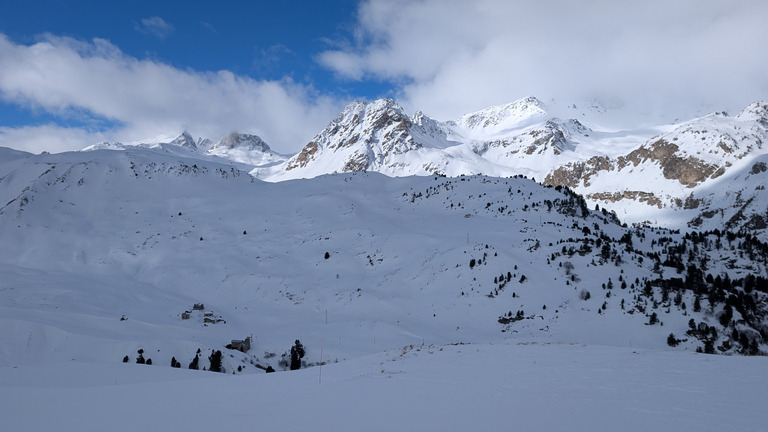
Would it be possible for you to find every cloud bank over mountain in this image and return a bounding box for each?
[319,0,768,123]
[0,34,341,153]
[1,1,767,154]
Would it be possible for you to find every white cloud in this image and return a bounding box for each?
[0,34,342,153]
[0,124,107,154]
[0,124,103,154]
[135,16,175,39]
[319,0,768,123]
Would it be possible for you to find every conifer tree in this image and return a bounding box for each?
[209,350,223,373]
[189,354,199,370]
[290,340,305,370]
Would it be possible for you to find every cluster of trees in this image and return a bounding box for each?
[123,349,152,365]
[123,340,310,374]
[185,349,223,372]
[612,229,767,354]
[517,209,767,354]
[498,309,527,325]
[401,174,767,356]
[122,348,226,372]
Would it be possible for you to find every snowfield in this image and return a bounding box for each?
[2,343,766,432]
[1,143,767,431]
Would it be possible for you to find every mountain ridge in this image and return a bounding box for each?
[15,96,768,237]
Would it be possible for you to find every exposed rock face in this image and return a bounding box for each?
[545,156,613,188]
[476,118,586,158]
[342,151,370,172]
[286,142,318,170]
[618,140,721,187]
[586,191,663,208]
[683,194,702,210]
[285,99,428,173]
[525,122,567,155]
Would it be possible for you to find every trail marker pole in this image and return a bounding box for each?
[319,338,323,384]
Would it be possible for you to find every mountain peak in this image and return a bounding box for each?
[737,101,768,124]
[211,132,270,152]
[283,98,420,173]
[455,96,548,136]
[169,131,197,149]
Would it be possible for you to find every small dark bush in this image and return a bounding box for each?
[667,333,680,347]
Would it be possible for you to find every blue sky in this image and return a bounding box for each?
[1,0,767,153]
[1,1,359,89]
[0,1,376,148]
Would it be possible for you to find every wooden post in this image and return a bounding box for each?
[319,339,323,384]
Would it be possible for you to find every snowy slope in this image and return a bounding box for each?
[2,145,768,430]
[2,343,767,432]
[1,147,767,366]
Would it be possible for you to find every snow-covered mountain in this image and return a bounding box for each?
[246,97,767,238]
[67,97,768,240]
[254,98,471,180]
[452,96,551,138]
[84,130,200,154]
[259,96,652,181]
[207,132,287,166]
[546,102,768,232]
[83,130,288,168]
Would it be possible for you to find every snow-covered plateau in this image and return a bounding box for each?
[1,97,768,431]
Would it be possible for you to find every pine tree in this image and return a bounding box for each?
[719,304,733,327]
[209,350,223,373]
[667,333,679,347]
[290,340,305,370]
[189,354,200,370]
